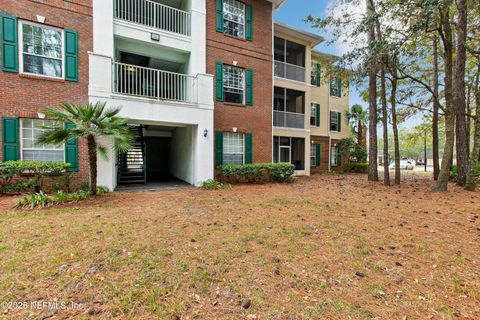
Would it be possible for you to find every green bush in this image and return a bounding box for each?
[269,163,295,182]
[0,160,71,193]
[217,163,295,184]
[199,179,231,190]
[451,163,480,181]
[15,189,99,209]
[343,162,368,173]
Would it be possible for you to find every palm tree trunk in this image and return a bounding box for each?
[357,119,362,145]
[87,135,97,195]
[390,66,401,184]
[432,36,440,180]
[367,0,378,182]
[454,0,468,186]
[435,2,455,192]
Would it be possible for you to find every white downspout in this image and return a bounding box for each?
[328,86,331,172]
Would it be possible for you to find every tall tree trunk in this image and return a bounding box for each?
[380,67,390,185]
[454,0,468,186]
[87,135,98,196]
[465,64,480,191]
[390,66,401,184]
[435,2,455,191]
[465,91,480,190]
[432,36,440,180]
[367,0,378,181]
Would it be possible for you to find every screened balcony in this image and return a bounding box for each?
[273,87,306,129]
[114,0,191,36]
[274,36,306,82]
[112,52,194,103]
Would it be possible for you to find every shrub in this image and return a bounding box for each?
[269,163,295,182]
[451,163,480,181]
[199,179,231,190]
[217,163,295,184]
[343,163,368,173]
[15,191,50,209]
[0,160,71,194]
[15,189,99,209]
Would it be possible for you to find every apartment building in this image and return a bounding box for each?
[0,0,92,183]
[208,0,284,168]
[1,1,348,192]
[273,22,349,175]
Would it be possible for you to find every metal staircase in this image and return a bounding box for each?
[117,125,146,185]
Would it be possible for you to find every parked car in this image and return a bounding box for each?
[389,160,415,170]
[416,159,425,166]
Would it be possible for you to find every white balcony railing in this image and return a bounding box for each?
[273,110,305,129]
[274,60,306,82]
[114,0,191,36]
[113,62,194,103]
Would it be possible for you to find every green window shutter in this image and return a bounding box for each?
[245,68,253,106]
[245,4,253,41]
[64,29,78,82]
[216,0,223,32]
[245,133,252,164]
[337,78,342,97]
[64,122,78,171]
[315,144,321,167]
[215,62,224,102]
[2,116,18,161]
[337,112,342,132]
[315,63,321,86]
[315,103,320,127]
[1,14,18,72]
[215,131,223,167]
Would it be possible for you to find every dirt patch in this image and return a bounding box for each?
[0,173,479,319]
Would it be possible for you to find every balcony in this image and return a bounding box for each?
[112,62,195,103]
[114,0,191,36]
[273,111,305,129]
[274,61,306,82]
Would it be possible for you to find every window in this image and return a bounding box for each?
[223,0,245,38]
[223,65,245,104]
[310,103,318,126]
[330,111,341,132]
[330,78,342,97]
[310,144,316,167]
[331,146,339,166]
[311,62,320,86]
[223,132,244,164]
[20,21,63,78]
[21,119,64,161]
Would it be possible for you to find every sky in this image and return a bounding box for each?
[273,0,424,129]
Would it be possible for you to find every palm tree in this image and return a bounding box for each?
[37,102,133,195]
[346,104,368,146]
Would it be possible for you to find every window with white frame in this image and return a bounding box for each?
[330,78,341,97]
[21,119,64,162]
[331,146,339,166]
[330,111,339,131]
[310,144,316,167]
[223,65,245,104]
[223,0,245,38]
[310,103,318,126]
[20,21,63,78]
[223,132,244,164]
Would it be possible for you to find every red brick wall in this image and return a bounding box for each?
[310,135,330,172]
[206,0,273,163]
[0,0,92,185]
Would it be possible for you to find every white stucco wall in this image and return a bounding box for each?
[90,0,213,189]
[170,126,194,184]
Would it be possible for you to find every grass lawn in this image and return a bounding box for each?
[0,173,479,319]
